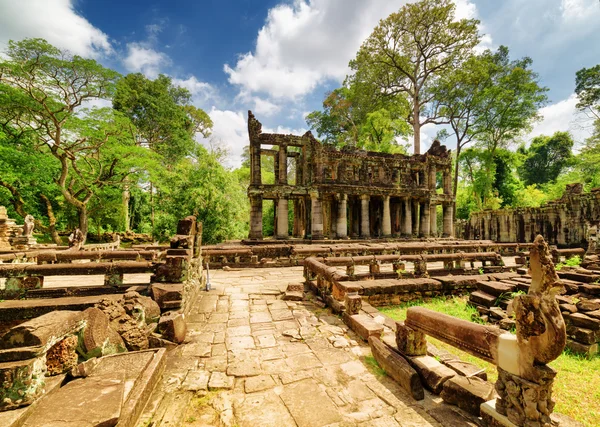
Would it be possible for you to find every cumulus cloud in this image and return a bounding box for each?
[0,0,111,57]
[526,94,593,146]
[198,109,248,168]
[224,0,483,102]
[173,75,218,107]
[122,42,171,79]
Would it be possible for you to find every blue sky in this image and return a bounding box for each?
[1,0,599,166]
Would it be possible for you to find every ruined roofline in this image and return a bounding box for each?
[247,110,452,162]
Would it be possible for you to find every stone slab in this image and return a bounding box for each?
[23,374,125,427]
[280,379,343,427]
[441,375,495,416]
[344,313,384,342]
[244,375,276,393]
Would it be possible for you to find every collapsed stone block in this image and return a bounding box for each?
[158,311,187,344]
[46,335,78,375]
[408,355,456,394]
[152,257,189,283]
[441,375,495,416]
[150,283,183,309]
[123,291,161,325]
[0,357,46,410]
[78,307,126,360]
[94,299,148,352]
[0,310,84,350]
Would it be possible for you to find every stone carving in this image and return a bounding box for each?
[22,214,34,237]
[68,228,84,249]
[246,112,455,240]
[405,235,566,426]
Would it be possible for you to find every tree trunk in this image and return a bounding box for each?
[40,194,62,245]
[122,186,130,232]
[413,101,421,155]
[78,205,89,244]
[453,144,462,219]
[150,181,155,235]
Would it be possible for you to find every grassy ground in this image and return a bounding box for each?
[379,296,600,426]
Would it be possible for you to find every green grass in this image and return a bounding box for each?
[364,355,386,378]
[379,296,600,426]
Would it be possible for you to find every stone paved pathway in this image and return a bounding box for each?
[140,267,445,427]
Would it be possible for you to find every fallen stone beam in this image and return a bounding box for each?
[368,336,424,400]
[0,261,154,277]
[36,250,158,263]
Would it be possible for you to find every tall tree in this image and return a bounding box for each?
[112,73,212,231]
[575,64,600,120]
[519,131,574,186]
[306,84,410,152]
[350,0,480,153]
[0,38,148,241]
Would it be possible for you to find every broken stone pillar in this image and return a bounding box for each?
[396,322,427,356]
[310,192,324,240]
[276,198,289,239]
[419,202,430,237]
[249,195,263,240]
[337,194,348,239]
[360,194,370,238]
[443,203,453,238]
[403,198,412,237]
[382,195,392,237]
[345,293,362,315]
[430,204,437,237]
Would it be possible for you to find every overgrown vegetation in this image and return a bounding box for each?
[555,255,582,271]
[380,296,600,426]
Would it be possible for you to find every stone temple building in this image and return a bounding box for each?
[246,111,455,240]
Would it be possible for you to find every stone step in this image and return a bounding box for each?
[476,280,515,297]
[469,291,497,308]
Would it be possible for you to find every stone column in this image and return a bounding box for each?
[430,204,437,237]
[337,194,348,239]
[249,196,263,239]
[278,145,287,184]
[429,166,437,191]
[443,170,452,195]
[412,202,419,236]
[310,192,323,240]
[443,203,453,237]
[360,195,370,238]
[382,196,392,237]
[419,202,430,237]
[251,145,261,185]
[276,198,289,239]
[402,198,412,237]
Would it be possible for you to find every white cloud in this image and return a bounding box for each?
[198,109,248,168]
[252,97,281,117]
[224,0,414,100]
[224,0,484,109]
[526,94,592,145]
[173,76,217,106]
[123,42,171,79]
[0,0,111,58]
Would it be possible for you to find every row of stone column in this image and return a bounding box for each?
[249,194,454,240]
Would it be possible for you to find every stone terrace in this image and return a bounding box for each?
[139,267,476,427]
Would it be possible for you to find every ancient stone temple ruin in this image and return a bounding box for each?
[459,183,600,247]
[247,111,455,240]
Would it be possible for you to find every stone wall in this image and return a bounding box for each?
[458,184,600,248]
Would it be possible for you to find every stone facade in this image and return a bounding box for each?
[459,184,600,247]
[247,111,455,240]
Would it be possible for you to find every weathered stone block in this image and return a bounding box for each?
[408,355,456,394]
[158,311,187,344]
[78,307,126,360]
[568,312,600,331]
[396,321,427,356]
[566,339,598,357]
[344,293,362,315]
[151,283,183,309]
[343,313,383,342]
[0,310,83,350]
[0,357,46,410]
[441,375,495,416]
[46,335,78,376]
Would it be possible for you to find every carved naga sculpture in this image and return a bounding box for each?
[406,235,566,426]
